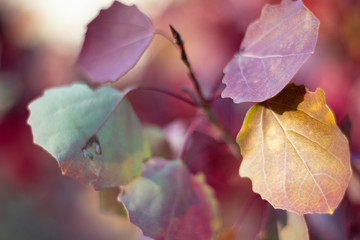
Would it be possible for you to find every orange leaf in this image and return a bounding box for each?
[238,84,351,214]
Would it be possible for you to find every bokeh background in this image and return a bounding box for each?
[1,0,360,239]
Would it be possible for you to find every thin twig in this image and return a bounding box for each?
[169,25,240,158]
[136,86,197,107]
[169,25,208,105]
[181,87,200,105]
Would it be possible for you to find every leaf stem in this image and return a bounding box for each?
[82,85,196,150]
[136,86,197,107]
[169,25,240,158]
[169,25,208,105]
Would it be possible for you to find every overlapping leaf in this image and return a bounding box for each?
[222,0,319,103]
[99,187,128,218]
[119,158,220,240]
[238,84,351,214]
[76,2,155,83]
[27,83,150,190]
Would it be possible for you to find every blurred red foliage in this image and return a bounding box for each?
[1,0,360,239]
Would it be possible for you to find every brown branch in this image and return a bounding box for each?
[169,25,208,105]
[169,25,240,158]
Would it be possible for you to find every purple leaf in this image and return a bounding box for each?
[119,158,220,240]
[221,0,319,103]
[76,2,155,83]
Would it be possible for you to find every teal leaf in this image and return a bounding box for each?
[27,83,150,190]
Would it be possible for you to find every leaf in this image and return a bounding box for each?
[238,84,351,214]
[76,2,155,83]
[99,187,129,218]
[119,158,220,240]
[27,83,150,190]
[264,209,309,240]
[305,213,348,239]
[221,0,319,103]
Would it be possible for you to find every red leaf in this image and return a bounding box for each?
[76,2,154,83]
[221,0,319,103]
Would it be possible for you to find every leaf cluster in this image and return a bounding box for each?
[27,0,352,239]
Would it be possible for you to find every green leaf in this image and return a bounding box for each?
[27,83,150,190]
[238,84,351,214]
[99,187,128,218]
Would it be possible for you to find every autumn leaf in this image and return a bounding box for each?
[27,83,150,190]
[222,0,319,103]
[119,158,220,240]
[238,84,351,214]
[76,2,155,83]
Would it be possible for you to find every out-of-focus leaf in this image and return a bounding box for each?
[347,158,360,204]
[0,74,21,120]
[222,0,319,103]
[119,158,220,240]
[264,209,308,240]
[349,81,360,152]
[100,187,128,218]
[213,228,236,240]
[232,194,268,240]
[305,213,348,240]
[27,83,150,190]
[143,125,173,159]
[238,84,351,214]
[76,2,154,83]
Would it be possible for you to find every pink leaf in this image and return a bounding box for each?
[119,158,220,240]
[76,2,154,83]
[221,0,319,103]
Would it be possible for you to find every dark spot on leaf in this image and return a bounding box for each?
[264,84,306,115]
[82,135,102,160]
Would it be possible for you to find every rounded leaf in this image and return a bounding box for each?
[27,83,150,190]
[222,0,319,103]
[119,158,220,240]
[76,2,155,83]
[238,84,351,214]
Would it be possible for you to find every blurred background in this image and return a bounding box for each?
[0,0,360,239]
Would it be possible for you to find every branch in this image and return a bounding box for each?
[169,25,208,105]
[169,25,240,158]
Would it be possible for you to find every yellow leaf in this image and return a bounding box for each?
[238,84,351,214]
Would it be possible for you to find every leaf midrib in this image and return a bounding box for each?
[265,102,332,213]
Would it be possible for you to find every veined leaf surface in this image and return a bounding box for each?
[76,2,154,83]
[238,84,351,214]
[28,83,150,190]
[119,158,220,240]
[222,0,319,103]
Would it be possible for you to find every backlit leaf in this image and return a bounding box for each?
[119,158,220,240]
[238,84,351,214]
[76,2,154,83]
[28,83,150,190]
[222,0,319,103]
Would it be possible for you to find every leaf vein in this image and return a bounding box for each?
[267,104,332,212]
